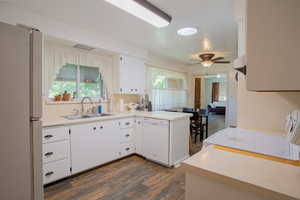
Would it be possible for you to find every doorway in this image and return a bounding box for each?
[211,82,220,103]
[194,78,201,109]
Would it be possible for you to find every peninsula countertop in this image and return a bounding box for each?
[42,111,192,127]
[181,146,300,200]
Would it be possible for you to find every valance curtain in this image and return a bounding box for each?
[43,41,113,97]
[147,67,188,111]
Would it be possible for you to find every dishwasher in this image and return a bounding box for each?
[142,118,170,166]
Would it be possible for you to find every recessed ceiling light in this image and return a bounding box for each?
[177,27,198,36]
[104,0,172,28]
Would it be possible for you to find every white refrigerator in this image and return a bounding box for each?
[0,21,43,200]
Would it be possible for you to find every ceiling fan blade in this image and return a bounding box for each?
[199,53,215,61]
[214,61,231,64]
[211,57,225,61]
[191,63,202,65]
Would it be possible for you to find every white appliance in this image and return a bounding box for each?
[0,22,43,200]
[286,110,300,146]
[142,118,170,166]
[204,110,300,161]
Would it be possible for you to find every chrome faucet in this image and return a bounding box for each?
[81,97,93,114]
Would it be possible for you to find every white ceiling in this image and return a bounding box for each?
[5,0,237,63]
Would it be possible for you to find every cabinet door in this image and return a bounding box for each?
[246,0,300,91]
[131,58,146,94]
[234,0,247,57]
[70,122,100,174]
[70,121,120,174]
[135,118,143,155]
[119,55,146,94]
[119,56,133,93]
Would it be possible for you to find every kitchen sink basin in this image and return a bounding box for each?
[63,113,113,120]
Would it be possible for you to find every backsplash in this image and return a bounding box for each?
[43,94,140,120]
[112,94,140,112]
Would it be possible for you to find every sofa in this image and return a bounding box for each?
[208,102,226,115]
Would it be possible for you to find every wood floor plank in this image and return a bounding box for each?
[45,156,185,200]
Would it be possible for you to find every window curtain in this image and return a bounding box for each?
[43,41,113,97]
[147,67,188,111]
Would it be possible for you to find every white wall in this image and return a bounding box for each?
[237,75,300,133]
[146,53,189,73]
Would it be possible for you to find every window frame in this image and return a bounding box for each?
[148,67,188,111]
[48,64,104,101]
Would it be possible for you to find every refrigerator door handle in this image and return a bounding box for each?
[30,30,43,119]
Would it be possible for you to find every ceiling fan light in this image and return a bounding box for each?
[201,60,213,68]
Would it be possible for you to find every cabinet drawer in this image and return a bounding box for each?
[120,143,135,157]
[43,159,70,184]
[43,140,70,164]
[43,126,69,144]
[119,118,134,129]
[120,129,134,143]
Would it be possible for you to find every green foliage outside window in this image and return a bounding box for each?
[49,81,76,98]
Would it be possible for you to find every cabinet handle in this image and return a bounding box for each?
[44,152,54,157]
[125,134,130,137]
[44,135,53,139]
[93,127,97,131]
[125,147,130,151]
[125,122,130,126]
[100,126,103,129]
[45,171,54,177]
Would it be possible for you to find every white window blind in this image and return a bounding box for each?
[147,67,188,111]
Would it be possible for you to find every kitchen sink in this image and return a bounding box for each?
[63,113,113,120]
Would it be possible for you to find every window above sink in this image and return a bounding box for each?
[48,64,104,100]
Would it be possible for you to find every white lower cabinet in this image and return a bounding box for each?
[43,140,70,164]
[135,118,143,155]
[119,143,135,157]
[43,159,71,185]
[42,126,71,185]
[118,118,136,157]
[43,116,189,183]
[70,120,121,174]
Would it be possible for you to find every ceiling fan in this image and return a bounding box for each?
[193,53,231,67]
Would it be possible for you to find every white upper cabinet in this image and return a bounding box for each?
[235,0,300,91]
[234,0,247,58]
[114,55,146,94]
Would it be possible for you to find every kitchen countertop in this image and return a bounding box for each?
[42,111,192,127]
[181,145,300,200]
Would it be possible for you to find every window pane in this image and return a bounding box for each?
[79,65,103,98]
[153,75,166,89]
[148,67,188,111]
[48,64,77,98]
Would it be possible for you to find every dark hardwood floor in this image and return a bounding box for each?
[44,156,185,200]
